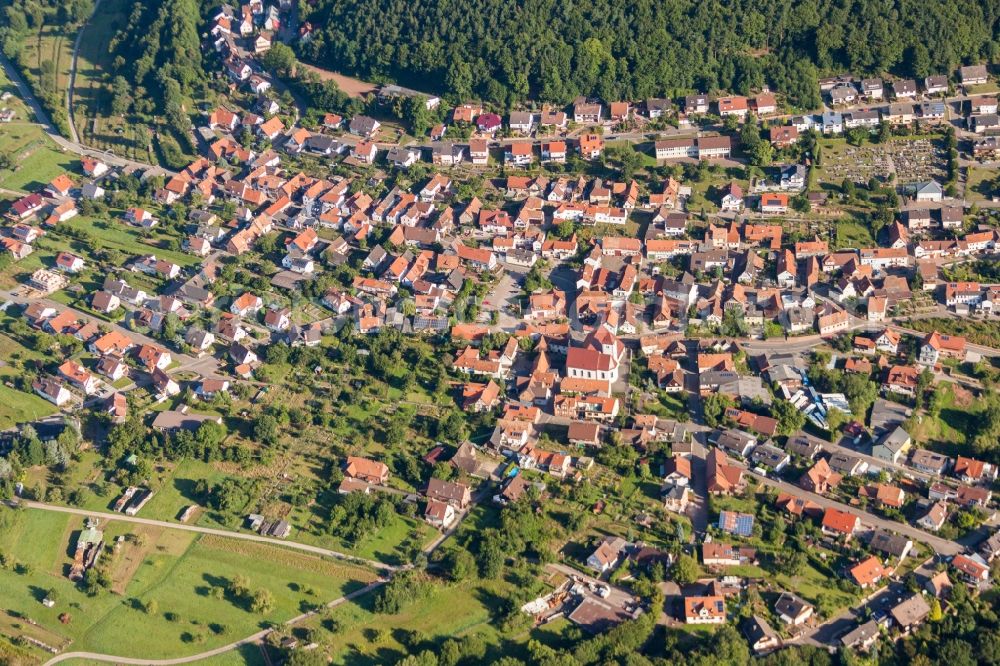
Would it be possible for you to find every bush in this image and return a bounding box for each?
[374,570,432,614]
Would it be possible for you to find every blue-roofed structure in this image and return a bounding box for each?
[718,510,755,537]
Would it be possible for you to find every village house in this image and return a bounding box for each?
[344,456,390,485]
[684,596,726,625]
[821,508,860,540]
[586,536,629,573]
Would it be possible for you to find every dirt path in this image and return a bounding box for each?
[298,63,378,98]
[67,0,103,144]
[11,499,398,572]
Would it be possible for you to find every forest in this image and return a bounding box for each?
[103,0,206,166]
[298,0,1000,109]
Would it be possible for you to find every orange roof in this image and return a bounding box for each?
[290,227,317,251]
[579,134,603,153]
[683,595,725,620]
[58,360,91,384]
[345,456,388,480]
[821,508,859,535]
[761,193,789,206]
[92,330,133,354]
[850,556,886,586]
[875,484,905,507]
[954,456,987,479]
[924,331,965,353]
[609,101,630,116]
[508,141,532,156]
[49,173,74,193]
[718,96,748,111]
[259,116,284,135]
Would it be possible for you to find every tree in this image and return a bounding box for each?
[477,528,505,578]
[672,554,698,584]
[876,121,892,143]
[250,588,275,614]
[721,308,748,337]
[523,263,552,293]
[374,570,430,613]
[286,649,328,666]
[444,548,476,581]
[929,597,943,622]
[846,126,868,146]
[711,625,751,666]
[253,414,279,446]
[772,399,806,435]
[702,393,734,428]
[750,140,773,167]
[261,43,297,77]
[554,219,575,239]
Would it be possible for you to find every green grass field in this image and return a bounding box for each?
[0,66,77,191]
[0,123,76,192]
[0,383,58,429]
[305,579,504,665]
[286,503,436,566]
[0,507,379,660]
[966,166,996,202]
[834,218,875,249]
[139,459,231,523]
[58,646,268,666]
[0,306,74,430]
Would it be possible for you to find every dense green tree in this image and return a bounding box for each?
[772,399,806,435]
[300,0,998,108]
[672,554,698,584]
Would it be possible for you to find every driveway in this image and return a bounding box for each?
[484,270,524,331]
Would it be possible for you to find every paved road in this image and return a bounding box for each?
[792,430,935,483]
[0,50,171,176]
[12,499,397,571]
[0,288,223,382]
[42,580,385,666]
[748,472,962,555]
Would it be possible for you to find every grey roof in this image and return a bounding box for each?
[868,530,911,557]
[766,365,802,384]
[786,435,823,459]
[828,452,863,474]
[348,115,379,135]
[841,620,879,647]
[876,426,910,453]
[718,376,772,405]
[712,428,756,454]
[890,595,930,628]
[386,146,420,163]
[870,398,912,434]
[743,615,778,647]
[308,135,341,154]
[775,592,813,621]
[751,444,789,468]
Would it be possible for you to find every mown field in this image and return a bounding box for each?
[0,507,378,661]
[0,328,59,428]
[0,66,79,194]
